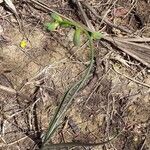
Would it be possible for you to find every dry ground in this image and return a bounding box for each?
[0,0,150,150]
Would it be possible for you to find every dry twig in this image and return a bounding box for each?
[112,65,150,88]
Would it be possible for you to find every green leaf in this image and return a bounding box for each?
[45,22,59,31]
[60,22,71,28]
[60,19,73,27]
[73,28,82,46]
[92,32,102,40]
[51,13,63,23]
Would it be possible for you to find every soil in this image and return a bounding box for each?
[0,0,150,150]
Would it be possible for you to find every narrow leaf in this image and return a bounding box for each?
[60,22,71,28]
[45,22,59,31]
[73,28,81,46]
[92,32,102,40]
[51,13,63,23]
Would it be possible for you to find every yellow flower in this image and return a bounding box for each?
[20,40,27,48]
